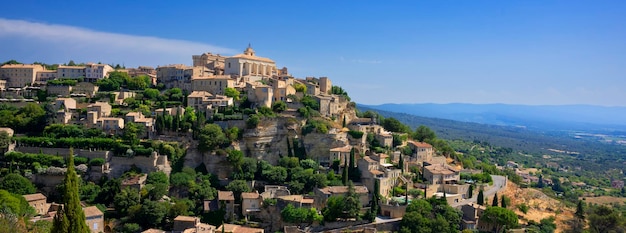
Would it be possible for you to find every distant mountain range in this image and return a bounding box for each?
[359,103,626,132]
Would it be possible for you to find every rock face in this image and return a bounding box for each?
[240,117,349,165]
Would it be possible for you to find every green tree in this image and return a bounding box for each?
[0,131,10,150]
[481,206,519,233]
[413,125,436,142]
[0,173,36,195]
[588,205,624,233]
[145,171,169,201]
[134,200,167,228]
[468,185,474,199]
[382,117,411,133]
[322,196,344,222]
[343,181,361,219]
[113,188,140,216]
[198,124,229,152]
[342,159,349,185]
[143,88,160,100]
[246,114,260,129]
[51,148,90,233]
[501,194,508,208]
[0,189,35,216]
[477,189,484,205]
[224,87,240,101]
[122,122,144,146]
[366,179,381,222]
[225,180,250,202]
[399,155,404,173]
[575,200,585,220]
[272,101,287,113]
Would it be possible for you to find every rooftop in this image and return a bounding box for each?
[174,215,199,222]
[83,206,103,217]
[218,191,235,201]
[23,193,46,202]
[217,224,264,233]
[318,185,368,195]
[408,141,433,148]
[330,145,352,153]
[425,163,459,175]
[241,192,260,199]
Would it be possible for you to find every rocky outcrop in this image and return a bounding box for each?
[240,117,349,165]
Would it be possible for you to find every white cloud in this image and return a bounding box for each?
[0,18,236,66]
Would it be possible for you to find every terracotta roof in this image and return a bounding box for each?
[188,91,213,98]
[425,164,459,175]
[1,64,44,68]
[217,224,264,233]
[83,206,103,217]
[218,191,235,201]
[23,193,46,202]
[362,156,377,163]
[142,229,166,233]
[330,145,352,153]
[277,195,313,204]
[191,75,232,80]
[174,215,199,222]
[229,53,275,63]
[241,192,259,199]
[318,186,368,195]
[408,141,433,148]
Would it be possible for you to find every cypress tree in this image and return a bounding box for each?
[575,200,585,220]
[492,193,499,207]
[477,189,484,205]
[342,159,349,185]
[342,115,346,128]
[286,138,293,157]
[399,155,404,173]
[501,195,507,208]
[52,148,90,233]
[468,185,474,198]
[538,174,545,188]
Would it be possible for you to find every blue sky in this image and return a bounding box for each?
[1,1,625,106]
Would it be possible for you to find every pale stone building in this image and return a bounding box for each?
[54,97,77,111]
[358,154,408,198]
[35,70,57,85]
[224,45,276,81]
[0,79,6,91]
[156,64,207,91]
[191,75,235,95]
[241,192,262,218]
[326,145,352,167]
[269,78,296,102]
[98,117,124,135]
[57,65,86,79]
[245,82,273,108]
[192,52,226,74]
[73,82,99,97]
[0,64,45,87]
[125,112,155,138]
[217,224,264,233]
[47,85,72,97]
[84,63,114,82]
[408,141,434,162]
[23,193,48,216]
[84,206,104,233]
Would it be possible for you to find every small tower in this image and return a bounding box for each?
[244,44,255,56]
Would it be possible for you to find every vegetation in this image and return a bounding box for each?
[400,197,462,233]
[52,148,90,233]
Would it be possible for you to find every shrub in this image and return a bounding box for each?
[246,114,260,129]
[89,158,105,166]
[347,130,364,139]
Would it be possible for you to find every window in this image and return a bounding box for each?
[93,223,98,230]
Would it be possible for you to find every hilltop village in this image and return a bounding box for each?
[0,46,551,233]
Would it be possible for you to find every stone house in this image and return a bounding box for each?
[112,91,137,105]
[156,64,206,91]
[260,185,291,199]
[35,70,57,85]
[191,75,235,95]
[23,193,49,216]
[0,64,45,87]
[224,45,276,82]
[73,82,99,98]
[269,78,295,103]
[218,191,236,221]
[98,117,125,135]
[276,195,314,209]
[358,154,408,199]
[326,145,352,167]
[125,111,155,138]
[461,203,488,231]
[47,85,72,97]
[84,206,105,233]
[173,215,201,232]
[241,192,261,218]
[407,141,434,162]
[245,82,273,108]
[120,173,147,192]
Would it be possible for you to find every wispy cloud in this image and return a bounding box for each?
[0,18,236,66]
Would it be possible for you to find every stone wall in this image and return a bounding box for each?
[107,152,171,177]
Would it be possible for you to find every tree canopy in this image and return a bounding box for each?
[0,173,36,195]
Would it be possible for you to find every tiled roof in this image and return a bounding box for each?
[408,141,433,148]
[23,193,46,202]
[83,206,103,217]
[218,191,235,201]
[241,192,259,199]
[217,224,264,233]
[330,145,352,153]
[174,215,198,222]
[318,186,368,195]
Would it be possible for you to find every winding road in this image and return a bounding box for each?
[451,175,507,208]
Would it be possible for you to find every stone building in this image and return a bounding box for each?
[23,193,48,216]
[0,64,45,87]
[407,141,434,162]
[224,45,276,82]
[192,52,227,74]
[84,206,105,233]
[191,75,235,95]
[314,185,369,210]
[241,192,262,219]
[156,64,207,91]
